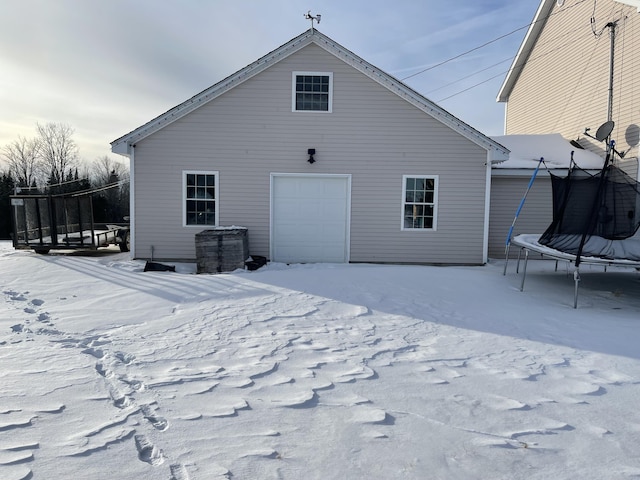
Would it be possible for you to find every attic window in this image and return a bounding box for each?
[293,72,333,112]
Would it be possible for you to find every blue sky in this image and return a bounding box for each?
[0,0,539,163]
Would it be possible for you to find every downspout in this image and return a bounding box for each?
[482,151,493,264]
[128,144,136,258]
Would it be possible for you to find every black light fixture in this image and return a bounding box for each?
[307,148,316,164]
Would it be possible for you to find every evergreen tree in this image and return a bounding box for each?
[0,173,16,239]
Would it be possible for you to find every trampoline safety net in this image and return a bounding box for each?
[539,164,640,262]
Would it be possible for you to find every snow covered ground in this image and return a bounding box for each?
[2,240,640,479]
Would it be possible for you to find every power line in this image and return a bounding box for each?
[401,25,529,82]
[401,0,589,89]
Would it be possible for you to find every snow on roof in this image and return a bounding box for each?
[491,133,604,169]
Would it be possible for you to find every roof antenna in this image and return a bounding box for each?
[304,11,321,29]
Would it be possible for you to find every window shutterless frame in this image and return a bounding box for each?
[401,175,438,231]
[183,170,219,227]
[292,71,333,113]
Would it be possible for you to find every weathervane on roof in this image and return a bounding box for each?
[304,11,321,29]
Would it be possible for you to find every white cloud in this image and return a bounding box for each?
[0,0,538,163]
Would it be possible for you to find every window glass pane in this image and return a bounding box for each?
[406,178,415,190]
[295,75,330,111]
[403,177,436,229]
[185,173,217,225]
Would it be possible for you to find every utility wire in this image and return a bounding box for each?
[400,25,529,81]
[400,0,589,86]
[436,25,593,103]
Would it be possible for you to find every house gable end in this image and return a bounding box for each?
[112,29,507,159]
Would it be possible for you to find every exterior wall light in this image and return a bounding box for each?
[307,148,316,164]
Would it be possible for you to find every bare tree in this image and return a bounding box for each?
[2,135,41,188]
[36,122,78,186]
[91,155,128,186]
[90,155,130,223]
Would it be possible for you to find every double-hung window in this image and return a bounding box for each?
[292,72,333,112]
[402,175,438,230]
[183,171,218,226]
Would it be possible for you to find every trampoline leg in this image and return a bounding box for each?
[573,268,580,309]
[503,244,511,276]
[520,249,529,292]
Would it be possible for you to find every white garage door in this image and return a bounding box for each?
[271,174,350,263]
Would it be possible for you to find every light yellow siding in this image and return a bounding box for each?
[506,1,640,161]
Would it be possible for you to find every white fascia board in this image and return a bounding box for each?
[496,0,554,103]
[110,30,316,153]
[111,28,507,159]
[311,33,509,156]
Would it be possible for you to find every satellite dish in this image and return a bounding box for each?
[595,120,615,142]
[557,0,565,6]
[625,124,640,147]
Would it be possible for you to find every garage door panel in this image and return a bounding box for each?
[272,175,350,263]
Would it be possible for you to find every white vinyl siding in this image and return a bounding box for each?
[401,175,438,231]
[488,173,553,259]
[292,72,333,112]
[131,44,488,264]
[183,171,219,227]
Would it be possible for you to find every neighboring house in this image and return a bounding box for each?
[112,28,508,265]
[489,0,640,258]
[497,0,640,160]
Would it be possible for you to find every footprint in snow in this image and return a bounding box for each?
[134,434,164,466]
[170,463,191,480]
[141,404,169,431]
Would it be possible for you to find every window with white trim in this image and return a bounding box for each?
[292,72,333,112]
[402,175,438,230]
[183,171,218,226]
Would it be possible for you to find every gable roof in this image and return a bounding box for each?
[111,28,508,161]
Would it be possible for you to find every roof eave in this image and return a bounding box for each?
[112,28,508,158]
[111,29,317,154]
[310,31,509,156]
[496,0,554,103]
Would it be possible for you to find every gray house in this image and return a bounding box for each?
[112,28,508,265]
